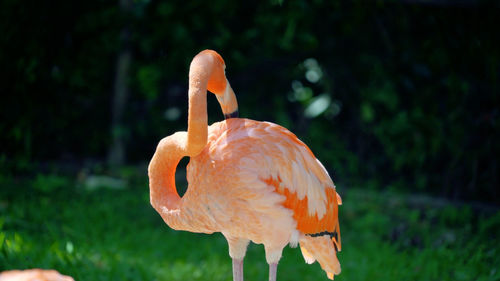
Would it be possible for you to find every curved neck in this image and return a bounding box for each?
[148,50,231,229]
[185,49,232,156]
[149,132,187,212]
[150,51,219,208]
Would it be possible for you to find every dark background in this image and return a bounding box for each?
[1,0,499,204]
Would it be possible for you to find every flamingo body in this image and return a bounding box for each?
[187,118,341,275]
[149,50,341,280]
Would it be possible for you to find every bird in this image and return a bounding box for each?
[148,50,342,281]
[0,269,74,281]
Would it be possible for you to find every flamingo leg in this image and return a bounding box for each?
[268,263,277,281]
[232,258,244,281]
[226,236,249,281]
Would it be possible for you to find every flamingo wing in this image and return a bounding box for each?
[261,122,341,249]
[216,119,341,250]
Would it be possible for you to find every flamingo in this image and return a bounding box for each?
[0,269,74,281]
[148,50,342,281]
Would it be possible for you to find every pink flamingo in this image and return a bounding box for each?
[149,50,342,281]
[0,269,74,281]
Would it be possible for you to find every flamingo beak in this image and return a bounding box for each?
[214,80,239,119]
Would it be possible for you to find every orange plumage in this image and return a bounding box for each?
[148,50,342,281]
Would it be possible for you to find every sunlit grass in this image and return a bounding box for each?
[0,173,499,280]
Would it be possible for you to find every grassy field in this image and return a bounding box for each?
[0,171,499,281]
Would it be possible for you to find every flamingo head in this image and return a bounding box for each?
[200,49,239,119]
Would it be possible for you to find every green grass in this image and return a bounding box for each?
[0,172,499,281]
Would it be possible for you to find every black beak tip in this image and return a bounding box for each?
[224,110,239,119]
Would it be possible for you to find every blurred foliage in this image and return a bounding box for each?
[0,175,498,280]
[0,0,499,203]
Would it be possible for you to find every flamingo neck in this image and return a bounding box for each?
[148,50,233,226]
[148,132,187,212]
[186,63,208,157]
[185,49,229,156]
